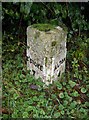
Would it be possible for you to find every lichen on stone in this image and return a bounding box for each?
[34,31,40,39]
[51,41,57,47]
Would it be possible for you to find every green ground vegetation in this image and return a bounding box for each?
[2,2,89,119]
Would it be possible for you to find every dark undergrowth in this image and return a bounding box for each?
[2,2,89,119]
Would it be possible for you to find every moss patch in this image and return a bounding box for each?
[32,23,56,31]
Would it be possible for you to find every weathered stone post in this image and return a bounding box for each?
[27,24,67,85]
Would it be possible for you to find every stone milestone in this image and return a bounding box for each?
[27,24,67,85]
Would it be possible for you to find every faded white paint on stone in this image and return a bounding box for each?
[27,24,67,85]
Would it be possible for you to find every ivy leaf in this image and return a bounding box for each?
[13,93,19,100]
[62,82,66,86]
[84,102,89,107]
[51,94,57,99]
[60,110,65,115]
[54,112,60,118]
[32,96,39,101]
[80,108,86,113]
[70,101,77,109]
[59,92,64,98]
[81,87,87,93]
[72,90,79,97]
[69,80,76,88]
[59,104,64,110]
[57,83,62,90]
[40,109,45,115]
[63,100,68,106]
[26,106,33,112]
[22,112,29,118]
